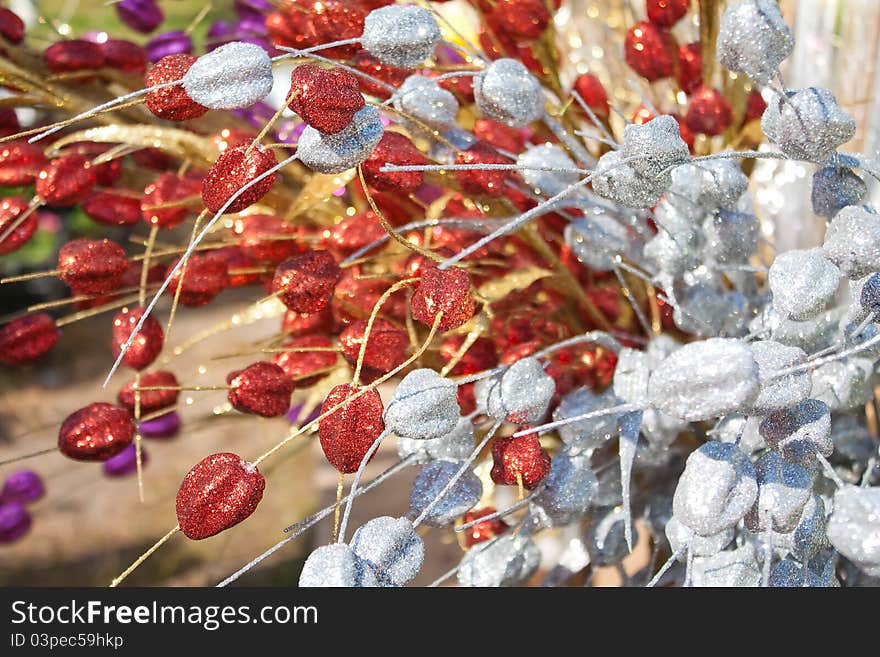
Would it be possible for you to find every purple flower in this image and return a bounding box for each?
[0,470,45,505]
[0,503,32,543]
[116,0,164,34]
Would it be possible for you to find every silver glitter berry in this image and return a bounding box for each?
[531,449,598,527]
[810,358,873,411]
[691,544,761,587]
[668,158,749,213]
[551,387,620,453]
[745,451,812,533]
[298,543,379,587]
[770,553,839,587]
[584,506,638,566]
[714,414,767,455]
[182,41,273,110]
[350,516,424,587]
[759,399,833,468]
[672,441,758,536]
[384,369,459,440]
[768,248,840,321]
[702,210,758,266]
[361,5,441,69]
[812,165,867,217]
[591,149,667,209]
[761,87,856,163]
[486,356,555,425]
[564,212,637,271]
[473,58,544,128]
[296,105,384,174]
[408,459,482,527]
[393,75,459,132]
[397,416,474,464]
[822,205,880,279]
[647,338,761,421]
[826,485,880,576]
[746,340,811,415]
[457,533,540,587]
[621,115,690,180]
[665,516,733,560]
[517,143,580,196]
[716,0,793,85]
[790,494,830,562]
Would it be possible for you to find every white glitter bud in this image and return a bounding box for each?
[759,399,833,467]
[408,459,482,527]
[810,358,873,411]
[296,105,384,174]
[812,161,867,217]
[397,416,474,464]
[691,544,761,587]
[669,157,749,213]
[457,533,540,587]
[182,42,274,110]
[821,205,880,279]
[517,143,580,196]
[826,485,880,576]
[744,451,812,533]
[384,369,459,440]
[665,516,733,560]
[564,212,637,271]
[672,441,758,536]
[350,516,424,587]
[592,149,667,209]
[761,87,856,163]
[768,248,840,321]
[298,543,379,587]
[393,75,459,132]
[531,450,598,527]
[746,340,811,415]
[648,338,761,421]
[361,5,441,69]
[717,0,794,84]
[474,58,544,128]
[702,210,758,266]
[621,115,690,179]
[486,356,556,424]
[551,387,620,453]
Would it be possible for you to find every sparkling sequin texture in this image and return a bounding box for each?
[339,318,409,374]
[57,238,128,296]
[318,384,385,474]
[36,154,97,207]
[145,54,208,121]
[474,58,544,128]
[350,516,424,586]
[490,434,551,489]
[408,459,482,527]
[822,205,880,279]
[227,361,294,418]
[717,0,793,85]
[117,370,180,414]
[384,369,459,440]
[175,452,265,540]
[296,105,384,174]
[769,248,840,320]
[410,266,475,332]
[299,543,379,587]
[58,402,135,461]
[361,131,426,192]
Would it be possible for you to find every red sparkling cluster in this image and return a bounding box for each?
[318,384,385,473]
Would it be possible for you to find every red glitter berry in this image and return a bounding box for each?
[272,250,342,313]
[288,64,365,135]
[647,0,690,27]
[410,266,476,331]
[0,141,48,187]
[0,197,37,255]
[233,214,302,264]
[36,154,97,207]
[490,0,551,40]
[361,131,426,193]
[624,21,675,82]
[685,86,733,136]
[318,383,385,474]
[227,361,294,417]
[201,144,278,214]
[111,306,164,371]
[461,507,509,548]
[677,42,702,94]
[141,172,201,229]
[58,238,128,296]
[44,39,105,72]
[573,73,609,119]
[145,54,208,122]
[744,89,768,124]
[176,452,265,540]
[101,39,147,74]
[455,141,509,197]
[83,190,141,226]
[281,307,335,337]
[0,314,59,366]
[117,370,180,414]
[490,435,551,489]
[309,1,366,59]
[339,318,409,374]
[0,7,25,44]
[473,118,527,153]
[272,334,338,387]
[58,402,135,461]
[166,252,230,307]
[328,211,386,255]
